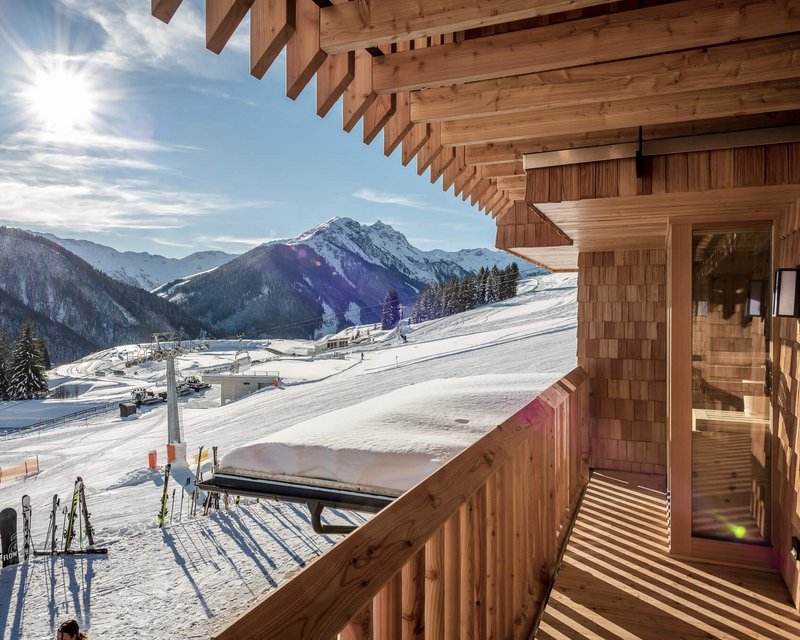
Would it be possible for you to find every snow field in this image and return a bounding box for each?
[0,274,577,639]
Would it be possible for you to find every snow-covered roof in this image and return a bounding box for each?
[217,373,558,497]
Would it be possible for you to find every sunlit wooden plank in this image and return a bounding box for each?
[373,0,800,92]
[319,0,618,54]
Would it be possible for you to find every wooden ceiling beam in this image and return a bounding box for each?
[316,49,354,117]
[373,0,800,93]
[382,42,414,156]
[495,175,527,192]
[462,112,800,164]
[470,179,491,207]
[343,49,376,132]
[363,93,396,144]
[318,0,617,55]
[430,147,455,184]
[441,80,800,146]
[286,0,327,100]
[442,160,460,192]
[416,124,443,175]
[152,0,183,23]
[206,0,253,54]
[478,183,498,211]
[251,0,296,79]
[401,123,430,166]
[315,0,352,116]
[411,35,800,122]
[480,161,524,178]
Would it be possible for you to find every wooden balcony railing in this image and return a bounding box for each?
[212,366,589,640]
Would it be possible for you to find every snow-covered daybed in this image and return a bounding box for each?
[201,374,558,532]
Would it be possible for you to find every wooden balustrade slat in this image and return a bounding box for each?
[373,572,401,640]
[459,500,474,640]
[443,513,460,639]
[401,550,425,640]
[471,485,487,637]
[339,603,372,640]
[425,529,445,638]
[212,367,588,640]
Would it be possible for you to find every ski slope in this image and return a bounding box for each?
[0,274,577,640]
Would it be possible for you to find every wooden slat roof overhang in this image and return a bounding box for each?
[152,0,800,272]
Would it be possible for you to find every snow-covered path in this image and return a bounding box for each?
[0,274,577,640]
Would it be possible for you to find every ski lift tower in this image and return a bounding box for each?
[151,331,209,458]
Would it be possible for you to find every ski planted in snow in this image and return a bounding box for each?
[190,446,203,517]
[77,476,96,547]
[44,494,60,554]
[63,478,81,552]
[21,495,32,561]
[158,463,172,528]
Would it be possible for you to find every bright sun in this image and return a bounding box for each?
[22,66,99,134]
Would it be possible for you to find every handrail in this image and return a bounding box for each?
[211,366,589,640]
[1,402,118,435]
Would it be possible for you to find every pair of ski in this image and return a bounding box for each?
[34,478,107,556]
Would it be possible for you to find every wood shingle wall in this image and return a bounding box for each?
[775,204,800,609]
[578,249,668,475]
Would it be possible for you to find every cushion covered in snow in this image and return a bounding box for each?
[217,374,557,496]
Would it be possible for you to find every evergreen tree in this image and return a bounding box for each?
[34,338,52,371]
[381,289,401,330]
[10,321,48,400]
[461,275,477,311]
[477,267,488,305]
[486,266,501,303]
[507,263,520,298]
[0,330,10,401]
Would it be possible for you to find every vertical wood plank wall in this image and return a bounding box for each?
[577,249,668,475]
[775,203,800,610]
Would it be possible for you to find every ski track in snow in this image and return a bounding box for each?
[0,274,577,639]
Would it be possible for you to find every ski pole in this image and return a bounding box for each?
[179,480,187,522]
[170,488,176,525]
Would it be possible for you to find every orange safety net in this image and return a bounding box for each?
[0,456,40,484]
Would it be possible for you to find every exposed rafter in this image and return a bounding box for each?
[441,80,800,146]
[411,35,800,122]
[373,0,800,93]
[318,0,618,54]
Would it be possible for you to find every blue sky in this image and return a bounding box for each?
[0,0,497,257]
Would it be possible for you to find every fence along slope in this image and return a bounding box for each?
[211,366,589,640]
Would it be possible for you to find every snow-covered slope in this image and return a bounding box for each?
[0,273,576,639]
[40,232,236,291]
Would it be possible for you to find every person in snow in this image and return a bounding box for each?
[56,619,88,640]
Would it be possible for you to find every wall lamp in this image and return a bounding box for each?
[773,268,800,318]
[744,280,764,318]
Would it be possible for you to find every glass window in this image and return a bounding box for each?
[691,228,771,544]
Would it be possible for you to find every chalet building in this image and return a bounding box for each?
[152,1,800,637]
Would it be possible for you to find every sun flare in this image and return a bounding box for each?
[22,65,99,135]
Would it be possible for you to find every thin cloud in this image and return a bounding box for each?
[352,188,457,213]
[201,235,282,246]
[57,0,249,77]
[189,86,257,107]
[153,237,195,248]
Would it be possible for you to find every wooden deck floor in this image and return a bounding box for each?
[535,472,800,640]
